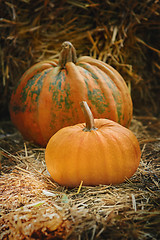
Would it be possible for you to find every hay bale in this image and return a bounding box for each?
[0,0,160,119]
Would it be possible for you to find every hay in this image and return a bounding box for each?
[0,0,160,119]
[0,117,160,239]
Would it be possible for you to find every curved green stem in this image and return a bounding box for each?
[80,101,97,132]
[59,41,77,68]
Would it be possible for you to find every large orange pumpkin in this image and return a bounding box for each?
[45,101,141,187]
[9,41,133,146]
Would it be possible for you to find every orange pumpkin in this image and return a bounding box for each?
[9,41,132,147]
[45,101,141,187]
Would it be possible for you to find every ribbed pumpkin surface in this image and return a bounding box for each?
[9,42,132,146]
[45,118,141,187]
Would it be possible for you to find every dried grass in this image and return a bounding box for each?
[0,117,160,239]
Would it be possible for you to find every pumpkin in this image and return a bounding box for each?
[9,41,133,147]
[45,101,141,187]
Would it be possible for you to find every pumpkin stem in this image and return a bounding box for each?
[80,101,97,132]
[59,41,77,68]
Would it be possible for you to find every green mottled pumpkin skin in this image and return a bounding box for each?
[9,55,133,146]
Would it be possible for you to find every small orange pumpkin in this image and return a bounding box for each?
[10,41,132,147]
[45,101,141,187]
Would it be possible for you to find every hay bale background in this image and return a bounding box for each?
[0,0,160,120]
